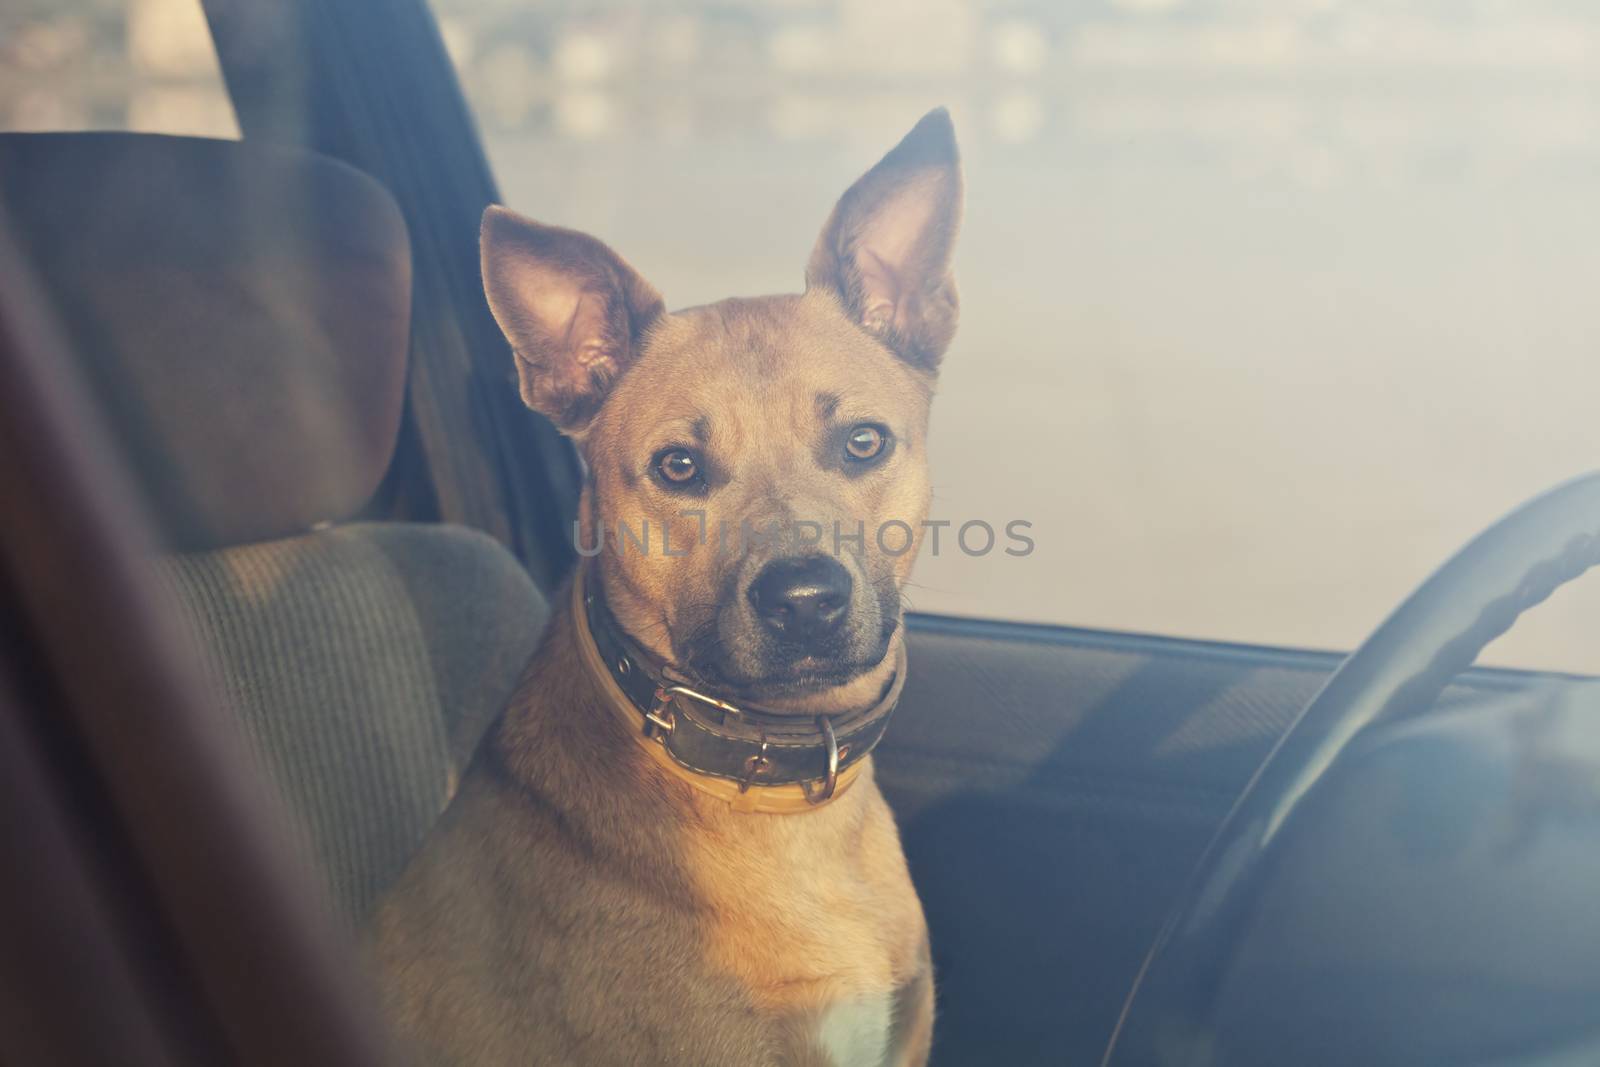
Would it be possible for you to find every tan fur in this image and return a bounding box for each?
[372,110,962,1066]
[586,291,933,712]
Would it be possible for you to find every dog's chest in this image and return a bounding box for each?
[685,778,929,1063]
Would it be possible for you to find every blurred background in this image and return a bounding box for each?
[4,0,1598,671]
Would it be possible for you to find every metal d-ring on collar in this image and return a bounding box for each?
[799,716,840,804]
[585,577,902,804]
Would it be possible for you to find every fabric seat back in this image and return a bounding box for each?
[1,133,546,924]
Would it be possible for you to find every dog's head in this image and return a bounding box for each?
[482,110,962,714]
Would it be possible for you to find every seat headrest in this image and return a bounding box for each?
[0,133,411,550]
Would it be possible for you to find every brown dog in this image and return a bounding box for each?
[370,109,962,1066]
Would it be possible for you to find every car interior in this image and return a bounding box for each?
[2,2,1598,1065]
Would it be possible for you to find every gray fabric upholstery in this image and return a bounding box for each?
[158,522,545,925]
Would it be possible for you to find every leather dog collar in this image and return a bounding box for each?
[571,569,905,814]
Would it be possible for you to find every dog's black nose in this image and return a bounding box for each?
[749,555,852,647]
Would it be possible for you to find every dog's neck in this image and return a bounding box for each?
[567,565,905,815]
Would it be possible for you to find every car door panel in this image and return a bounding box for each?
[880,614,1559,1064]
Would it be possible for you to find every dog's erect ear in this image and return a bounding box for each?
[481,206,665,433]
[806,108,963,372]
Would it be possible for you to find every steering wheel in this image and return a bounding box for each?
[1100,471,1600,1066]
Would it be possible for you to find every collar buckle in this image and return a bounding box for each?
[643,688,676,739]
[656,682,746,719]
[646,681,750,740]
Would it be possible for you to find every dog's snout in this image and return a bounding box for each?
[748,556,852,647]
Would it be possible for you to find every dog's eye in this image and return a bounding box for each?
[655,448,700,486]
[844,424,888,462]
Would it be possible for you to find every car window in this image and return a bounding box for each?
[1,0,237,137]
[431,0,1600,675]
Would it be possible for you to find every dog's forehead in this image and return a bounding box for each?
[602,291,930,445]
[654,292,890,382]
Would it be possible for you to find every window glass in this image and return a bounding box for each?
[1,0,237,137]
[451,1,1598,673]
